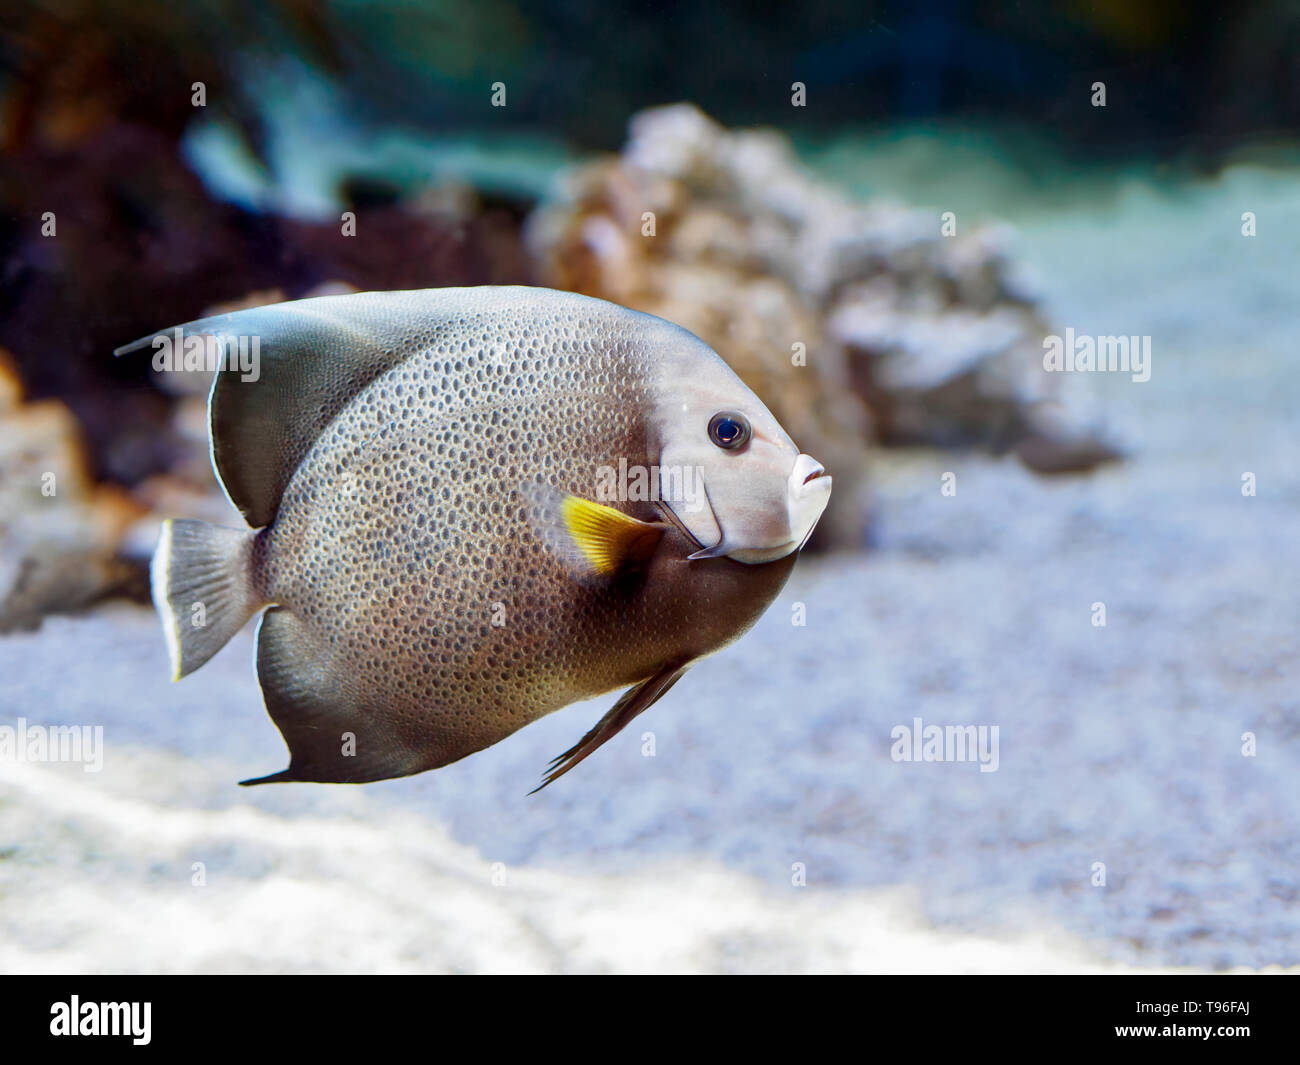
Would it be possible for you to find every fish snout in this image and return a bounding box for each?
[787,453,831,546]
[791,453,828,489]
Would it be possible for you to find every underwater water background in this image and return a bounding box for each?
[0,0,1297,972]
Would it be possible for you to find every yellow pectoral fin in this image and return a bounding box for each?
[560,495,663,575]
[522,481,665,582]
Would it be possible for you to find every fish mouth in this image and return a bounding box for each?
[799,458,826,487]
[786,453,831,550]
[789,454,832,502]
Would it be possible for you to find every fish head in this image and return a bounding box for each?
[645,334,832,564]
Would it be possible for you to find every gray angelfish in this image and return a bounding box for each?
[117,286,831,790]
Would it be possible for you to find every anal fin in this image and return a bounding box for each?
[242,608,433,785]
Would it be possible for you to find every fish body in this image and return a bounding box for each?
[119,287,830,788]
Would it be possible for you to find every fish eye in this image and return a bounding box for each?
[708,411,751,451]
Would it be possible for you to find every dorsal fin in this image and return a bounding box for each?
[116,292,446,528]
[114,286,657,528]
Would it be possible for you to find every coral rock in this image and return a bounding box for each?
[527,105,1119,547]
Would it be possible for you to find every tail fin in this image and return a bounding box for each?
[152,519,264,680]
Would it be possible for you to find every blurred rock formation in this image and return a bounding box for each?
[0,350,145,632]
[527,104,1121,546]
